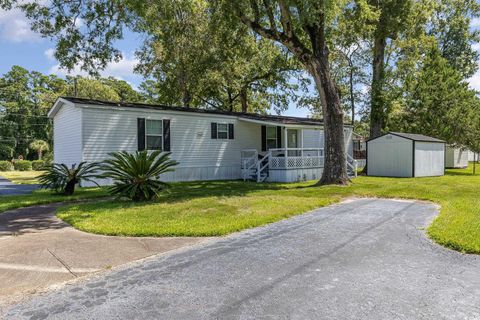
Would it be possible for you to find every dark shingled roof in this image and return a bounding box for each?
[368,132,445,143]
[59,97,327,126]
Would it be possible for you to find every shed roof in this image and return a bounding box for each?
[52,97,329,127]
[367,132,445,143]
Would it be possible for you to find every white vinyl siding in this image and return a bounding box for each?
[367,133,445,177]
[80,106,261,181]
[53,102,82,166]
[52,101,355,183]
[445,147,469,168]
[367,134,413,177]
[302,129,323,149]
[415,142,445,177]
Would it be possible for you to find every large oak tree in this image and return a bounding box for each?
[218,1,375,184]
[1,0,376,184]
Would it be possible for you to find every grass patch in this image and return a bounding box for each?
[1,171,44,184]
[0,188,109,213]
[56,163,480,254]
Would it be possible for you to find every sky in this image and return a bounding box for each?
[1,7,480,118]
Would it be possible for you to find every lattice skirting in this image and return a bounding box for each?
[267,168,324,183]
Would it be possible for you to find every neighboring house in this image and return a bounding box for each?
[366,132,445,178]
[49,97,355,183]
[445,146,469,168]
[352,132,367,168]
[468,150,479,162]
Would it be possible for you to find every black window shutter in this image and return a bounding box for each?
[211,122,217,139]
[228,123,234,140]
[137,118,146,151]
[261,125,267,151]
[276,126,282,148]
[163,119,171,151]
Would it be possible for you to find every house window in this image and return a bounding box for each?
[211,122,234,140]
[217,123,228,139]
[146,119,163,150]
[267,126,277,149]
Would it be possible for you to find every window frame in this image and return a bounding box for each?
[217,123,229,139]
[266,126,278,150]
[213,122,233,140]
[145,119,164,151]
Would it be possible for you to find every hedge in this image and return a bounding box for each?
[13,160,32,171]
[0,161,13,171]
[32,160,46,171]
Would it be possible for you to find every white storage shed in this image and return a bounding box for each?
[367,132,445,178]
[445,146,469,168]
[468,150,478,162]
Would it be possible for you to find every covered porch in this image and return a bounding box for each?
[238,117,356,183]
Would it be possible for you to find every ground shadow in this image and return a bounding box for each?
[0,204,68,236]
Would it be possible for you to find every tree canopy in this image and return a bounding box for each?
[0,66,141,160]
[0,0,479,177]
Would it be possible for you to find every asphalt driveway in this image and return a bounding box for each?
[0,176,39,195]
[4,198,480,319]
[0,203,207,308]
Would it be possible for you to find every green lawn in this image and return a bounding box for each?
[1,171,44,184]
[0,188,108,213]
[56,163,480,253]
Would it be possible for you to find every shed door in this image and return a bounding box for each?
[414,142,444,177]
[367,134,413,177]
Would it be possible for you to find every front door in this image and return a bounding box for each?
[287,129,299,156]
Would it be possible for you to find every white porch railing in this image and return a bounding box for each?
[346,153,358,177]
[241,148,358,181]
[269,148,324,169]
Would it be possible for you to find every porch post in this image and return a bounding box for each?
[300,128,304,157]
[284,127,288,166]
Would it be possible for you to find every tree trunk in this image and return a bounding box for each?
[474,153,477,175]
[370,34,387,139]
[240,87,248,113]
[349,60,355,127]
[227,90,234,112]
[64,178,77,195]
[309,60,348,185]
[38,150,42,160]
[182,90,191,108]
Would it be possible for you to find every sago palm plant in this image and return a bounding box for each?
[39,162,100,195]
[100,150,178,201]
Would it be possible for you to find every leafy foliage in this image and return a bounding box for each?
[31,160,46,171]
[389,47,480,146]
[0,160,13,171]
[13,160,32,171]
[0,66,143,160]
[29,139,49,160]
[135,1,302,113]
[100,150,178,201]
[39,162,100,195]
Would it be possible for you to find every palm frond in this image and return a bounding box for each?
[101,150,178,201]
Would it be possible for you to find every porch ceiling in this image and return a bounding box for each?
[237,116,324,129]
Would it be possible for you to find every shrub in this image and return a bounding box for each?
[0,161,13,171]
[0,144,14,159]
[32,160,46,171]
[13,160,32,171]
[101,150,178,201]
[29,139,50,160]
[43,152,53,165]
[39,162,100,195]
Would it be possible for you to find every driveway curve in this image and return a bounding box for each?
[0,176,39,195]
[0,203,207,308]
[4,198,480,319]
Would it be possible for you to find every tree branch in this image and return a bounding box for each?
[278,1,293,38]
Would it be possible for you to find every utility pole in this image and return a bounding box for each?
[74,77,78,97]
